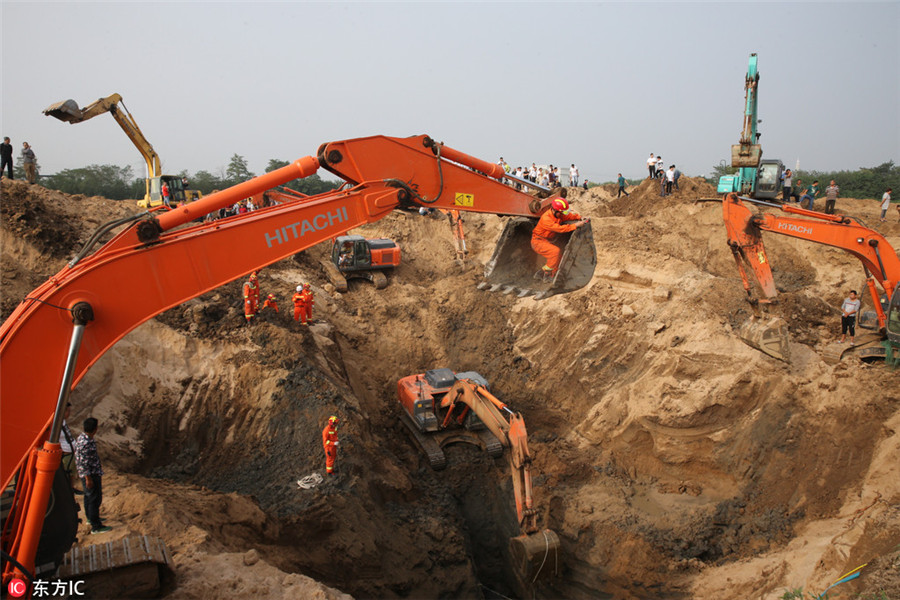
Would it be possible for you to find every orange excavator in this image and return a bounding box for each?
[397,369,560,582]
[0,134,588,592]
[722,192,900,364]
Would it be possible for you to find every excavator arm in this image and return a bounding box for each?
[723,192,900,363]
[438,379,559,580]
[1,134,575,583]
[44,94,162,180]
[723,192,900,330]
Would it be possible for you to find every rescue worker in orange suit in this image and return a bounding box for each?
[530,190,588,282]
[242,271,260,324]
[261,293,279,313]
[322,415,339,475]
[299,283,314,325]
[292,285,311,325]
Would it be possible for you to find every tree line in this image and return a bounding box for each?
[708,160,899,200]
[27,154,338,200]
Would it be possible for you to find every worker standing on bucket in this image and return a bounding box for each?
[322,416,339,475]
[531,189,588,282]
[242,271,260,325]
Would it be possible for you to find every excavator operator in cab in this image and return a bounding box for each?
[531,189,589,282]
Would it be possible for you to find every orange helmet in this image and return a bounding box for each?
[329,415,339,425]
[550,198,569,212]
[249,271,258,280]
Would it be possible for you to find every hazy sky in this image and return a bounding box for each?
[2,2,897,184]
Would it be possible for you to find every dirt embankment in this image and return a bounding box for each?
[2,176,899,599]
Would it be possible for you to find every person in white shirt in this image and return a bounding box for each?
[646,153,656,179]
[570,164,579,187]
[880,188,892,222]
[839,290,861,344]
[656,156,665,179]
[665,166,676,194]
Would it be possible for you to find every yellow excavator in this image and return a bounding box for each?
[43,93,201,208]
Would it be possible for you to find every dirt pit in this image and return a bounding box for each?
[3,177,900,599]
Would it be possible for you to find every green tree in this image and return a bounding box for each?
[264,158,339,195]
[190,169,226,194]
[225,154,254,186]
[42,164,136,200]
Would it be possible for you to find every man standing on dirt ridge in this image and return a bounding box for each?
[531,189,588,282]
[21,142,36,184]
[1,137,13,179]
[824,180,840,215]
[647,153,656,179]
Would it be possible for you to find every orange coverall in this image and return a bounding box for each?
[530,208,583,274]
[322,422,339,474]
[292,290,313,324]
[261,294,279,312]
[243,278,260,323]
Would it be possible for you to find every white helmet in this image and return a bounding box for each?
[296,285,303,292]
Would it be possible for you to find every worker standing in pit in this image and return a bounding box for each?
[242,271,260,325]
[531,189,588,282]
[300,283,314,324]
[322,416,339,475]
[292,285,310,325]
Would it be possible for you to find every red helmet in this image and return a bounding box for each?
[329,415,339,425]
[303,283,311,290]
[550,198,569,212]
[249,271,258,280]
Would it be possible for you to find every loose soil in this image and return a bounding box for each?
[2,177,899,600]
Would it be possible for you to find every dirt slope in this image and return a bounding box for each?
[2,176,899,599]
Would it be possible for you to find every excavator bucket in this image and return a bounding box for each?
[738,316,792,362]
[479,217,596,299]
[509,529,560,582]
[43,99,84,123]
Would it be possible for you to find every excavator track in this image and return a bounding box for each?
[821,333,886,365]
[58,535,174,598]
[322,259,348,293]
[400,412,447,470]
[478,429,504,458]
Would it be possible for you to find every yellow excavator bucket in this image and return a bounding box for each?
[479,217,596,299]
[43,99,84,123]
[738,316,792,362]
[509,529,561,582]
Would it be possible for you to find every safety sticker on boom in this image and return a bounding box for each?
[454,193,474,207]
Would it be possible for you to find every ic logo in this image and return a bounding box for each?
[7,578,27,598]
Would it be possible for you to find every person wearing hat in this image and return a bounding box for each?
[242,271,260,325]
[292,283,314,325]
[530,189,588,282]
[261,293,279,313]
[322,415,340,475]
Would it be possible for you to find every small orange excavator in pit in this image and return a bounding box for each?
[398,369,560,582]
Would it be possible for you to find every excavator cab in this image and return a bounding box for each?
[479,217,596,299]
